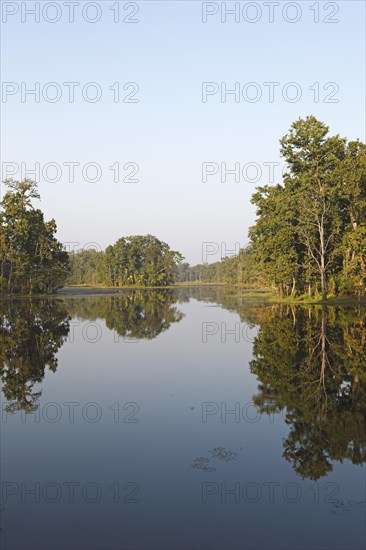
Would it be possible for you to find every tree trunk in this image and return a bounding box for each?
[8,261,13,294]
[290,277,296,297]
[321,269,327,301]
[319,305,328,391]
[319,208,327,301]
[350,204,358,230]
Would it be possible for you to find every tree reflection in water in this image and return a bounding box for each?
[65,290,184,340]
[249,304,366,480]
[0,291,183,413]
[1,288,365,481]
[0,299,70,413]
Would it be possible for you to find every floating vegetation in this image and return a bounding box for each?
[191,457,216,473]
[208,447,238,462]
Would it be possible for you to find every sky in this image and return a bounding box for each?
[1,0,365,264]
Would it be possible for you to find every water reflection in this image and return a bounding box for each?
[1,289,365,483]
[0,290,183,413]
[249,304,366,480]
[0,299,70,414]
[65,289,184,339]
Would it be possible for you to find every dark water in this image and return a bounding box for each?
[1,288,365,550]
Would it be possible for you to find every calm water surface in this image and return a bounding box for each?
[1,288,365,550]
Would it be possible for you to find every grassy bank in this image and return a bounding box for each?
[267,293,366,306]
[1,284,364,306]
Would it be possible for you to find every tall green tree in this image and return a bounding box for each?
[249,116,365,298]
[279,116,346,300]
[0,179,69,294]
[336,141,366,293]
[250,184,301,296]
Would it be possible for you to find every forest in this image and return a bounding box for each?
[178,117,366,298]
[1,116,365,298]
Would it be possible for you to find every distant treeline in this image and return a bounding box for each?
[175,247,263,287]
[68,236,183,287]
[69,243,262,288]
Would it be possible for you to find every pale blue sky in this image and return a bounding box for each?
[1,0,365,263]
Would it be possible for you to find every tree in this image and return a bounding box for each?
[67,235,183,287]
[175,262,191,282]
[0,179,69,294]
[249,116,366,298]
[336,141,366,293]
[280,116,346,300]
[250,184,301,296]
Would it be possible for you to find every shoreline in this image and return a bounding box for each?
[1,284,365,305]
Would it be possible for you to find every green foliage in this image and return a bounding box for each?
[250,116,366,298]
[0,179,69,294]
[68,248,106,286]
[2,118,364,298]
[176,117,365,298]
[176,246,263,287]
[68,235,183,287]
[249,184,301,295]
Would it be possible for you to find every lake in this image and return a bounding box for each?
[1,288,365,550]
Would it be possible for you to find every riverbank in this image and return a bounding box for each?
[1,284,365,305]
[269,293,366,306]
